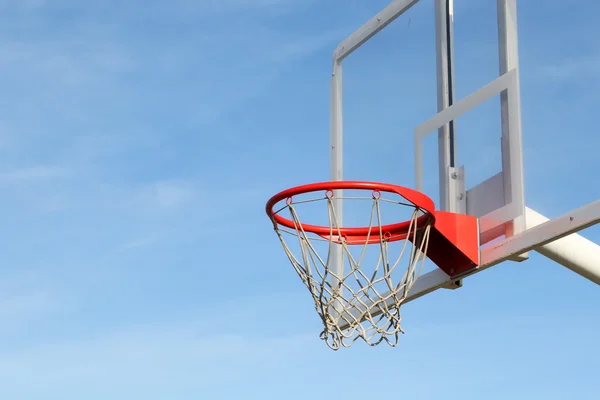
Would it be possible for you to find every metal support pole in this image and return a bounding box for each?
[435,0,458,212]
[497,0,527,243]
[523,208,600,285]
[329,60,344,298]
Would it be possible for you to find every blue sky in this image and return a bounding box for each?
[0,0,599,398]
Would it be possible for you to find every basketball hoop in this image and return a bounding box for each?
[266,181,479,349]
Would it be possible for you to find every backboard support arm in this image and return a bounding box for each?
[338,202,600,330]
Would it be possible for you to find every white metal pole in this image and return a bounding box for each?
[497,0,527,240]
[333,0,419,61]
[329,60,344,302]
[434,0,458,212]
[525,207,600,285]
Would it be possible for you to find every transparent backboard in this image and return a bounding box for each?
[325,0,600,306]
[330,0,526,257]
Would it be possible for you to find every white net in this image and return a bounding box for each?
[270,191,433,350]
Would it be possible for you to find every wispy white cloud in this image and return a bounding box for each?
[0,291,59,321]
[0,0,312,17]
[0,271,70,335]
[537,55,600,81]
[191,0,316,14]
[136,0,318,20]
[0,0,47,11]
[0,0,342,154]
[132,180,201,211]
[0,321,316,397]
[114,232,164,253]
[0,37,133,90]
[0,165,71,184]
[179,25,344,125]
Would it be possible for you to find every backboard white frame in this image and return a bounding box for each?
[330,0,527,249]
[414,67,524,242]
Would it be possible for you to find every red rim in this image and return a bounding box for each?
[266,181,436,241]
